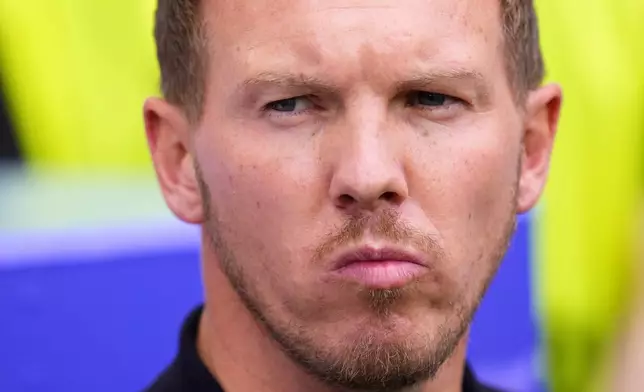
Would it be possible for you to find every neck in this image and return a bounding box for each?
[198,240,468,392]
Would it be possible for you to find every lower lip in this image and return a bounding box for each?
[334,261,427,289]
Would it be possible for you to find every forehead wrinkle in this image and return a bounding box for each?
[208,0,507,105]
[317,4,399,12]
[353,40,492,100]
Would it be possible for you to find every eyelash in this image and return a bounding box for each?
[262,91,463,117]
[262,96,314,118]
[405,91,462,110]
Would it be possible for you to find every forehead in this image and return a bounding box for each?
[202,0,505,89]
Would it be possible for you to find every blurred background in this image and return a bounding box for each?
[0,1,642,391]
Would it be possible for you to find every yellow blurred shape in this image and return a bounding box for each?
[535,0,644,391]
[0,0,159,172]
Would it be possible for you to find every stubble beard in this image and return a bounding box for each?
[195,166,517,392]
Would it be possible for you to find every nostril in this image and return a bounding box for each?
[337,194,356,207]
[380,191,399,203]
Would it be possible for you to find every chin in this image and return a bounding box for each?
[298,313,464,391]
[337,306,449,343]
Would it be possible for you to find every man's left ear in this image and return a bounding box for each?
[517,84,563,213]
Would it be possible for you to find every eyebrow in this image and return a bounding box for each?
[238,68,491,101]
[239,72,340,95]
[394,69,491,101]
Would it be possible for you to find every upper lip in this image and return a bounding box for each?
[331,245,429,271]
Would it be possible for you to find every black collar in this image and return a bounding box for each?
[145,306,502,392]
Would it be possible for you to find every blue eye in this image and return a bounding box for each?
[268,98,298,112]
[407,92,453,107]
[418,92,446,106]
[266,96,313,113]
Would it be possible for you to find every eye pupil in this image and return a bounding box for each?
[270,98,298,112]
[417,92,446,106]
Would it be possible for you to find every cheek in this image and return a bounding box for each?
[195,131,325,287]
[408,121,520,279]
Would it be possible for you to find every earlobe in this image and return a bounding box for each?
[517,84,563,213]
[143,98,205,224]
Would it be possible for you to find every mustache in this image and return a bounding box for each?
[313,209,445,264]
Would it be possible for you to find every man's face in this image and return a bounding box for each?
[146,0,561,389]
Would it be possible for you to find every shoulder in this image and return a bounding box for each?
[463,365,506,392]
[142,361,183,392]
[479,385,505,392]
[142,307,224,392]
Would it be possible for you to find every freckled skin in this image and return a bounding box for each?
[144,0,562,391]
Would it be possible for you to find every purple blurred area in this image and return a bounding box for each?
[0,170,542,391]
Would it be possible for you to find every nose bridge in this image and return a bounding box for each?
[346,97,388,166]
[328,95,408,210]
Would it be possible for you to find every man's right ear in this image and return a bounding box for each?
[143,98,205,224]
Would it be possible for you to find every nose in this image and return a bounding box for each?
[328,108,409,214]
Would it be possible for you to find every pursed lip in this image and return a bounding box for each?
[331,245,429,271]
